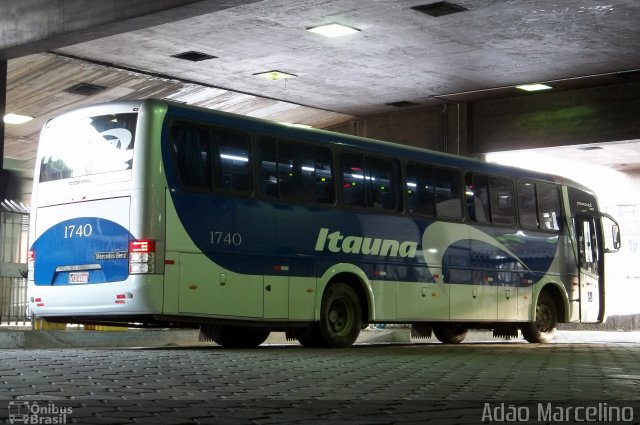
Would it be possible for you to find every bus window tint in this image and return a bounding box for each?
[435,168,462,218]
[259,138,278,197]
[366,157,397,211]
[518,181,538,229]
[406,163,435,216]
[259,139,335,204]
[171,123,213,191]
[490,176,515,226]
[537,183,561,231]
[216,130,251,193]
[466,173,490,224]
[342,153,365,208]
[301,146,334,204]
[277,142,297,200]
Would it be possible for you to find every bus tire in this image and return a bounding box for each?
[521,291,557,343]
[318,282,362,348]
[433,324,468,344]
[201,324,270,348]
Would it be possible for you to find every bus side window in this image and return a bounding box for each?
[301,146,334,204]
[435,167,462,219]
[490,176,515,226]
[465,173,490,224]
[341,152,365,208]
[517,181,539,229]
[258,138,278,197]
[537,183,561,231]
[214,129,251,193]
[277,142,297,200]
[405,162,435,216]
[366,156,398,211]
[171,123,213,191]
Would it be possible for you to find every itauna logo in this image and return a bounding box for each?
[314,228,418,258]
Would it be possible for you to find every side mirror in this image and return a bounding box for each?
[602,213,621,253]
[612,224,621,251]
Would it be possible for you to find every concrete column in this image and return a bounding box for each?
[0,59,6,171]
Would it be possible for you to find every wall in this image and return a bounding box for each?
[602,170,640,315]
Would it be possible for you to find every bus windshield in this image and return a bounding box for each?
[39,113,137,182]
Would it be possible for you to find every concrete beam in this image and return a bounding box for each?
[470,82,640,153]
[0,0,260,60]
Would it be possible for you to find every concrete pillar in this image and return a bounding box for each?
[0,59,5,172]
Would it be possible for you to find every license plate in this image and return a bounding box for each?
[69,272,89,284]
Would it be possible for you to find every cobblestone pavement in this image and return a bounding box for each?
[1,332,640,424]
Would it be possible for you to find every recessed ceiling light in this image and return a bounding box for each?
[307,23,360,38]
[412,2,468,17]
[577,146,603,151]
[386,100,421,108]
[64,82,107,96]
[172,51,217,62]
[515,83,553,92]
[253,71,297,81]
[3,113,34,125]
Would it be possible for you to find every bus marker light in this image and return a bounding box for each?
[188,284,198,290]
[165,260,175,265]
[306,288,314,293]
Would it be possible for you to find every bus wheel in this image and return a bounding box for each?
[318,282,362,348]
[521,292,557,343]
[433,324,468,344]
[200,324,270,348]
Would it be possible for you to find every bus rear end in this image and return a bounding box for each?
[27,101,165,325]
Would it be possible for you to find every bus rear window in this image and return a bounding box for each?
[39,113,137,182]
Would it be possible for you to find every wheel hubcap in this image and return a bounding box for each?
[328,298,351,334]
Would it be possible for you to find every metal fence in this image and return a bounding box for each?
[0,201,30,326]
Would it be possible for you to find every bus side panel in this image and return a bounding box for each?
[164,188,265,319]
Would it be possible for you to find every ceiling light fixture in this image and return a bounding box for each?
[307,23,360,38]
[515,83,553,92]
[172,51,218,62]
[412,2,468,17]
[253,71,297,81]
[386,100,420,108]
[64,82,108,96]
[3,113,34,125]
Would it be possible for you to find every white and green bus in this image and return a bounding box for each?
[27,99,621,347]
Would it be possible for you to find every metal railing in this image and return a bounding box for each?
[0,201,30,326]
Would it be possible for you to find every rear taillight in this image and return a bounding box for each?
[27,249,35,277]
[128,240,156,274]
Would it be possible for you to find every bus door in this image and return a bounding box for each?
[575,215,602,323]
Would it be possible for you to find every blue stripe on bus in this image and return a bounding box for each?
[32,218,131,286]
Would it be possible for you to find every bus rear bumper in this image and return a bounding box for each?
[27,275,164,320]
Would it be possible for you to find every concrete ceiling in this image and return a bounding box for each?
[3,0,640,174]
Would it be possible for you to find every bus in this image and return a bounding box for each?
[27,99,621,348]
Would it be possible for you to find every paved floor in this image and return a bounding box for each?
[1,331,640,424]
